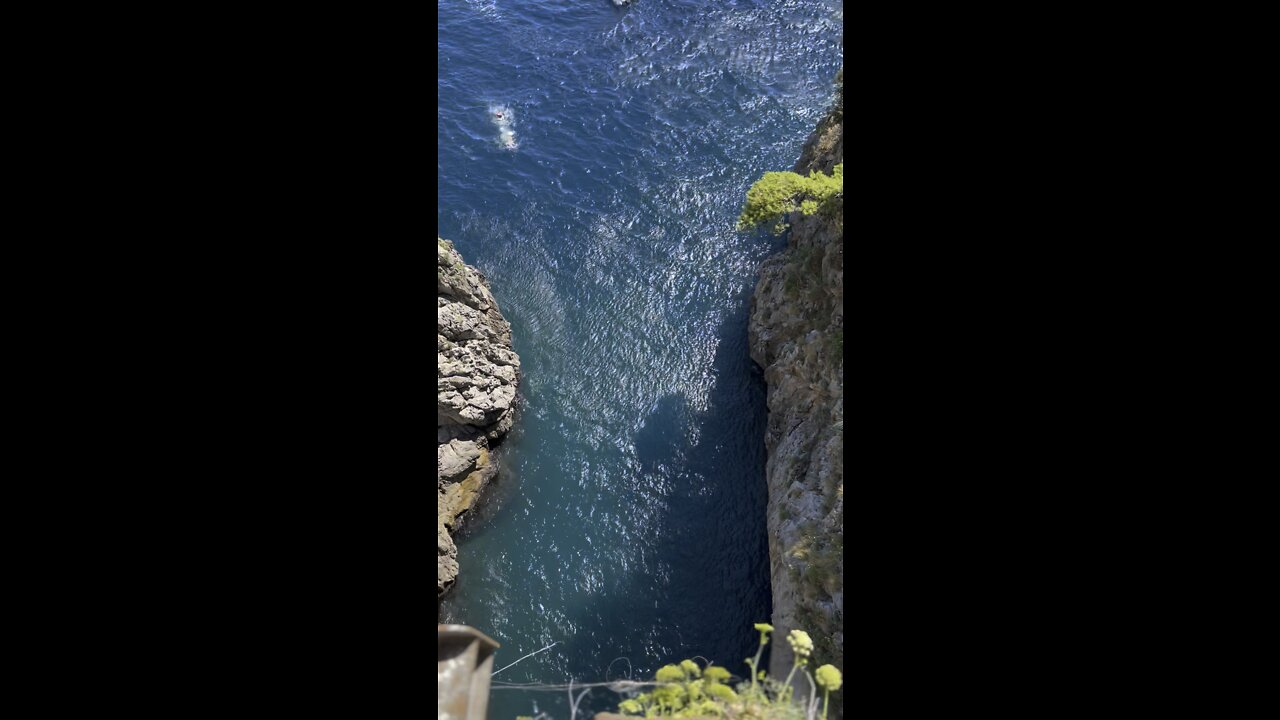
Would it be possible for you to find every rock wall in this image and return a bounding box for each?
[748,81,843,694]
[438,237,520,603]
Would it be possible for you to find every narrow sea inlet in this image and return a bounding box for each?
[438,1,843,716]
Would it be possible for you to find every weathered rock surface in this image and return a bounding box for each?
[748,75,843,704]
[438,237,520,602]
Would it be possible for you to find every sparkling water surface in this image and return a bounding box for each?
[438,1,841,716]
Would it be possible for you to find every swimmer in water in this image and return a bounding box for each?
[492,105,517,149]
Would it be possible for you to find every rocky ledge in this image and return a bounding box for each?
[748,75,844,701]
[438,237,520,602]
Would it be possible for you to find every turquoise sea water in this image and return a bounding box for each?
[438,1,842,716]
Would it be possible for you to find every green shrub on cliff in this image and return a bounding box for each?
[613,623,842,719]
[737,164,843,235]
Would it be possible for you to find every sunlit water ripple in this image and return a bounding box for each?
[438,1,841,716]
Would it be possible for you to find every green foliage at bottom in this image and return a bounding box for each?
[613,624,842,719]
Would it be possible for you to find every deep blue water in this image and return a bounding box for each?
[438,1,842,716]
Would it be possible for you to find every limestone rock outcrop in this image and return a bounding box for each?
[748,76,844,704]
[438,237,520,601]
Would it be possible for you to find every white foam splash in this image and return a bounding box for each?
[489,103,519,150]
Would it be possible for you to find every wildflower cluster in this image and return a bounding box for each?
[787,630,813,661]
[614,623,842,719]
[616,659,738,718]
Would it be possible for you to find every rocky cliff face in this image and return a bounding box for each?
[438,238,520,603]
[748,86,843,690]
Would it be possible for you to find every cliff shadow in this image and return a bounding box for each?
[547,306,773,716]
[634,394,692,478]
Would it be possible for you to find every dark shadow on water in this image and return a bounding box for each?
[634,395,691,477]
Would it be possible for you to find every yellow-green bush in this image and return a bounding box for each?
[737,164,843,235]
